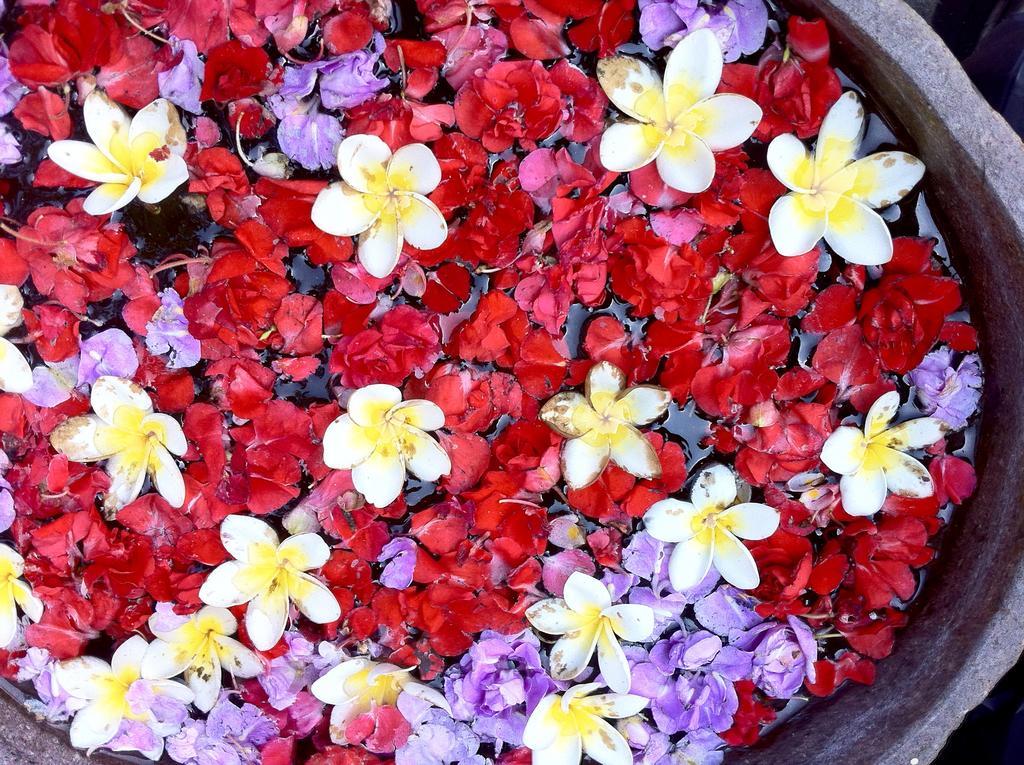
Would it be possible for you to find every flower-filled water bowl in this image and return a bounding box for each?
[0,0,1021,764]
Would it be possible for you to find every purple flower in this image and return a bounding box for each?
[0,123,20,165]
[166,693,278,765]
[672,729,727,765]
[105,720,166,761]
[22,356,79,408]
[617,714,673,764]
[146,289,201,369]
[77,328,138,386]
[15,648,78,723]
[158,38,204,115]
[0,48,26,116]
[732,615,817,698]
[318,34,389,111]
[258,632,322,709]
[273,97,343,171]
[379,537,418,589]
[622,531,719,598]
[443,630,555,746]
[395,706,484,765]
[639,0,768,61]
[909,348,982,430]
[693,585,764,636]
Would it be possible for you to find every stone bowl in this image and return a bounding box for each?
[2,0,1023,763]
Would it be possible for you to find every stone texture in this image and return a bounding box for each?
[1,1,1022,765]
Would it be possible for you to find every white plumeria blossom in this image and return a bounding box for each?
[321,383,451,508]
[0,285,31,394]
[55,635,194,757]
[540,361,671,490]
[141,605,262,712]
[311,134,448,278]
[596,28,762,193]
[522,683,647,765]
[198,515,341,651]
[525,571,654,693]
[766,90,926,263]
[820,390,948,517]
[644,464,779,591]
[310,657,451,744]
[49,376,187,511]
[0,544,43,648]
[47,90,188,216]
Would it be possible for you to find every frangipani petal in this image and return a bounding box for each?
[688,93,762,151]
[608,425,661,480]
[321,414,377,469]
[388,143,442,194]
[691,463,738,511]
[215,635,262,678]
[357,213,404,279]
[186,650,221,712]
[0,337,33,394]
[55,656,113,699]
[768,193,827,257]
[90,376,153,424]
[722,502,780,541]
[845,151,925,208]
[578,692,648,719]
[879,417,948,450]
[69,699,122,750]
[311,658,369,705]
[398,193,447,251]
[49,417,110,462]
[548,623,600,681]
[311,182,380,237]
[246,581,289,651]
[522,694,564,750]
[287,571,341,624]
[614,385,672,426]
[585,361,627,406]
[46,141,129,184]
[141,638,193,681]
[136,154,189,204]
[278,533,331,570]
[347,384,402,426]
[603,603,655,642]
[540,392,595,438]
[598,121,662,173]
[82,178,142,216]
[219,515,280,562]
[880,449,934,498]
[713,530,760,589]
[150,444,185,508]
[199,561,265,607]
[839,467,888,516]
[596,621,631,693]
[0,598,17,648]
[563,571,613,613]
[579,712,633,765]
[814,90,865,181]
[656,133,716,193]
[644,499,699,544]
[12,580,43,623]
[663,28,723,113]
[596,56,664,122]
[389,399,445,431]
[111,634,149,676]
[823,197,894,266]
[82,90,131,167]
[403,679,453,715]
[766,133,815,192]
[337,133,392,194]
[403,427,451,482]
[526,598,588,635]
[865,390,901,439]
[104,448,150,509]
[562,436,610,490]
[142,413,188,456]
[668,534,714,591]
[351,448,406,507]
[820,425,868,475]
[128,98,187,156]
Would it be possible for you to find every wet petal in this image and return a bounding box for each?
[668,534,714,591]
[663,28,723,113]
[823,197,894,265]
[820,425,868,475]
[880,449,934,498]
[141,638,193,681]
[387,143,441,194]
[596,621,631,693]
[865,391,901,439]
[82,178,142,215]
[608,425,661,481]
[219,515,280,562]
[596,55,664,122]
[105,447,150,509]
[357,212,404,279]
[767,133,815,192]
[548,621,601,681]
[844,151,926,208]
[688,93,762,151]
[337,133,392,194]
[644,499,698,544]
[691,463,738,510]
[128,98,187,156]
[389,399,445,431]
[46,141,129,183]
[136,154,189,204]
[578,692,648,719]
[214,635,262,678]
[656,132,716,193]
[322,414,377,470]
[11,580,42,623]
[768,193,827,257]
[564,571,612,612]
[814,91,865,181]
[522,694,563,751]
[82,90,131,166]
[351,448,406,507]
[713,530,760,589]
[721,502,779,541]
[199,561,266,607]
[311,182,380,237]
[613,385,671,426]
[91,376,153,424]
[561,435,611,490]
[0,337,33,394]
[111,634,148,676]
[150,444,185,508]
[69,699,121,750]
[0,597,16,649]
[541,392,597,438]
[279,533,330,571]
[185,650,221,712]
[311,658,371,705]
[141,413,187,456]
[879,417,949,450]
[55,656,112,699]
[245,580,289,651]
[526,598,587,635]
[579,712,633,765]
[287,570,341,624]
[604,604,655,642]
[403,427,451,482]
[398,193,447,251]
[347,384,402,427]
[586,361,627,407]
[839,466,888,516]
[598,121,663,173]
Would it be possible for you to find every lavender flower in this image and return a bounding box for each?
[0,123,20,165]
[258,632,323,710]
[77,329,138,387]
[732,615,817,698]
[909,349,982,430]
[146,289,201,369]
[15,648,79,723]
[692,585,764,636]
[272,97,343,171]
[22,356,78,408]
[0,47,26,116]
[395,703,485,765]
[639,0,769,61]
[318,34,389,111]
[443,630,555,746]
[166,693,278,765]
[379,537,417,589]
[158,38,205,115]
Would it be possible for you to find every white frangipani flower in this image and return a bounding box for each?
[0,544,43,648]
[525,571,654,693]
[47,90,188,216]
[49,376,187,511]
[198,515,341,651]
[540,361,671,490]
[644,464,780,591]
[596,28,762,193]
[767,90,925,263]
[140,605,262,712]
[55,635,194,756]
[311,134,448,278]
[0,285,31,394]
[321,384,451,508]
[310,657,451,744]
[820,390,947,517]
[522,683,647,765]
